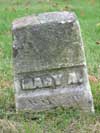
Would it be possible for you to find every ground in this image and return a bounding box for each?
[0,0,100,132]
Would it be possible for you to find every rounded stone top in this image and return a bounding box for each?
[12,11,76,30]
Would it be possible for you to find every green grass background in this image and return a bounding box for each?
[0,0,100,132]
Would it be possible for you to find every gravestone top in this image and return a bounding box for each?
[12,12,76,30]
[12,11,94,112]
[12,11,85,74]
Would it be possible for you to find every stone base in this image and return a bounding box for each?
[16,86,94,112]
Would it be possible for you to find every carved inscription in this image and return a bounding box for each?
[52,74,62,85]
[34,78,43,88]
[68,72,83,85]
[21,72,83,90]
[22,78,33,90]
[43,77,53,87]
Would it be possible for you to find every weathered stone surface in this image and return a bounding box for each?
[12,11,94,112]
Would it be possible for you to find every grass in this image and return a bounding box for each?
[0,0,100,132]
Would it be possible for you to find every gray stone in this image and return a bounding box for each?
[12,11,94,112]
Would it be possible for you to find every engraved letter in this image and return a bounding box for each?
[68,72,83,84]
[33,77,43,88]
[43,77,53,87]
[52,74,62,85]
[22,78,33,90]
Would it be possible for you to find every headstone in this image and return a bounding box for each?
[12,11,94,112]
